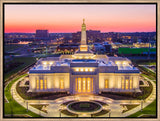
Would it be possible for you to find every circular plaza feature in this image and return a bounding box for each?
[67,101,102,114]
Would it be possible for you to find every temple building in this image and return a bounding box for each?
[29,19,140,94]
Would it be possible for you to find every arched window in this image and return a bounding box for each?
[105,79,109,88]
[60,79,64,89]
[36,79,39,90]
[40,80,43,90]
[78,78,81,92]
[44,80,47,90]
[121,77,132,90]
[126,79,129,90]
[130,79,133,89]
[122,79,125,90]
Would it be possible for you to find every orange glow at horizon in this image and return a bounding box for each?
[5,21,155,33]
[5,4,156,33]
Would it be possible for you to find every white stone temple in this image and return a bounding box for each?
[29,19,140,94]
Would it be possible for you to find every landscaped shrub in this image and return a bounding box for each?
[16,81,70,100]
[99,81,153,100]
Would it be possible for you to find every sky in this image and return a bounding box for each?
[4,4,156,33]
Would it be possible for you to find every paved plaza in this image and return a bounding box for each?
[10,76,156,117]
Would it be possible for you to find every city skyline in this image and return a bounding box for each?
[5,4,156,33]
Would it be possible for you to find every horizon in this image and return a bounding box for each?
[4,30,156,34]
[5,4,156,33]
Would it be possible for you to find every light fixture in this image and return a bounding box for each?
[89,68,93,71]
[76,68,79,71]
[80,68,83,72]
[85,68,88,72]
[123,61,127,65]
[116,61,120,65]
[49,62,53,65]
[43,62,47,65]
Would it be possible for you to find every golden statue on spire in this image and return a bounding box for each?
[83,18,85,24]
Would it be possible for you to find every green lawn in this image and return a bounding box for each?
[4,74,42,117]
[4,57,36,80]
[140,66,156,77]
[30,104,48,113]
[127,99,156,117]
[92,110,109,117]
[131,60,156,66]
[121,104,139,113]
[137,81,153,100]
[141,74,155,80]
[138,66,156,80]
[61,110,78,117]
[139,62,156,66]
[127,77,156,117]
[5,44,26,52]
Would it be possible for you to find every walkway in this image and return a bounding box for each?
[122,77,156,117]
[10,76,156,117]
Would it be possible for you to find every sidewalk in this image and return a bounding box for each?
[122,78,156,117]
[11,76,156,117]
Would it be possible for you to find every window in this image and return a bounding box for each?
[75,68,93,72]
[78,78,81,92]
[130,79,133,89]
[92,78,93,91]
[126,79,129,90]
[76,77,93,93]
[36,80,39,90]
[82,78,86,92]
[75,78,77,91]
[44,80,47,90]
[60,79,64,89]
[87,78,91,92]
[105,79,109,88]
[40,80,43,90]
[122,79,125,90]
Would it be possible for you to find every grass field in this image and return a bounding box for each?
[138,66,156,80]
[141,74,155,80]
[127,81,156,117]
[127,100,156,117]
[5,44,26,52]
[4,74,41,117]
[61,110,78,117]
[139,62,156,66]
[30,104,48,113]
[92,110,109,117]
[4,57,36,80]
[121,104,139,113]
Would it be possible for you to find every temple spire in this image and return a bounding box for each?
[81,19,86,45]
[83,18,85,24]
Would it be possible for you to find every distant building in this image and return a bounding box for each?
[35,30,49,38]
[92,42,112,53]
[56,44,79,53]
[103,42,112,53]
[92,43,105,53]
[133,42,150,48]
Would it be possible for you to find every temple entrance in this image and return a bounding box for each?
[75,77,93,93]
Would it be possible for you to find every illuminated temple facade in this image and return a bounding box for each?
[29,19,140,94]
